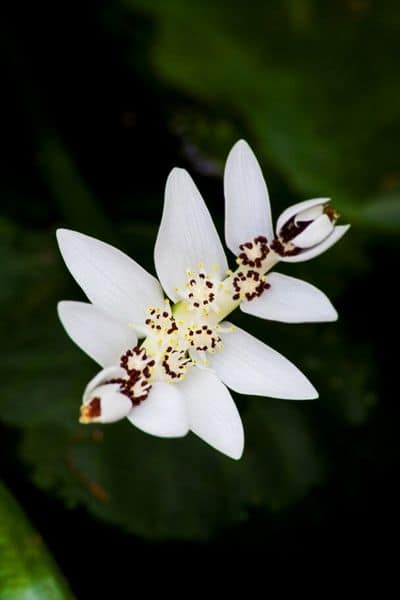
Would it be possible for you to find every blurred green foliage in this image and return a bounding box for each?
[0,481,72,599]
[120,0,400,223]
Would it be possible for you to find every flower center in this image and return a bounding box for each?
[114,347,155,405]
[232,269,269,301]
[222,236,274,305]
[186,324,222,353]
[162,347,191,380]
[176,268,221,315]
[145,302,178,335]
[237,236,270,268]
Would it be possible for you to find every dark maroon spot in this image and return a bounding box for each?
[86,397,101,419]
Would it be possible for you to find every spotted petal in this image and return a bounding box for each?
[280,225,350,263]
[154,168,228,302]
[180,368,244,460]
[276,198,329,234]
[57,229,164,324]
[58,301,137,367]
[240,272,337,323]
[83,365,126,401]
[224,140,273,254]
[128,382,189,438]
[209,324,318,400]
[291,214,334,248]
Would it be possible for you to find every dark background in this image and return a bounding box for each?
[1,0,399,593]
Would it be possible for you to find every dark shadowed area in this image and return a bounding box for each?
[0,0,399,594]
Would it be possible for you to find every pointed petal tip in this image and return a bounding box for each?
[56,227,76,241]
[56,227,68,247]
[227,139,254,162]
[327,306,339,322]
[56,299,67,316]
[231,138,250,151]
[229,445,244,460]
[57,299,77,323]
[219,429,244,460]
[167,166,190,183]
[290,377,319,400]
[56,228,86,253]
[304,382,319,400]
[278,380,318,400]
[199,432,244,460]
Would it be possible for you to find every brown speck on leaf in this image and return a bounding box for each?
[65,447,110,504]
[92,429,104,442]
[88,482,109,503]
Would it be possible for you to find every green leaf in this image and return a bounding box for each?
[21,399,323,540]
[0,481,73,600]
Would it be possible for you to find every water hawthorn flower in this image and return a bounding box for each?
[57,140,349,460]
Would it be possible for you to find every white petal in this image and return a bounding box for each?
[209,324,318,400]
[276,198,329,234]
[128,381,189,438]
[83,366,126,402]
[82,383,132,424]
[154,169,228,302]
[280,225,350,263]
[295,204,324,223]
[291,214,334,248]
[241,272,338,323]
[81,366,132,424]
[58,301,137,367]
[224,140,273,254]
[57,229,164,324]
[180,368,244,460]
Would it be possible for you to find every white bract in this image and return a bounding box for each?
[57,141,349,460]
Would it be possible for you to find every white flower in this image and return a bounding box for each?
[57,145,349,460]
[224,140,350,323]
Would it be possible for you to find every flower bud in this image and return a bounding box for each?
[272,198,348,262]
[277,198,338,246]
[80,366,132,424]
[80,383,132,424]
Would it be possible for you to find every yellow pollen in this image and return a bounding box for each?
[79,405,93,424]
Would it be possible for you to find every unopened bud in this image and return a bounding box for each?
[80,383,132,424]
